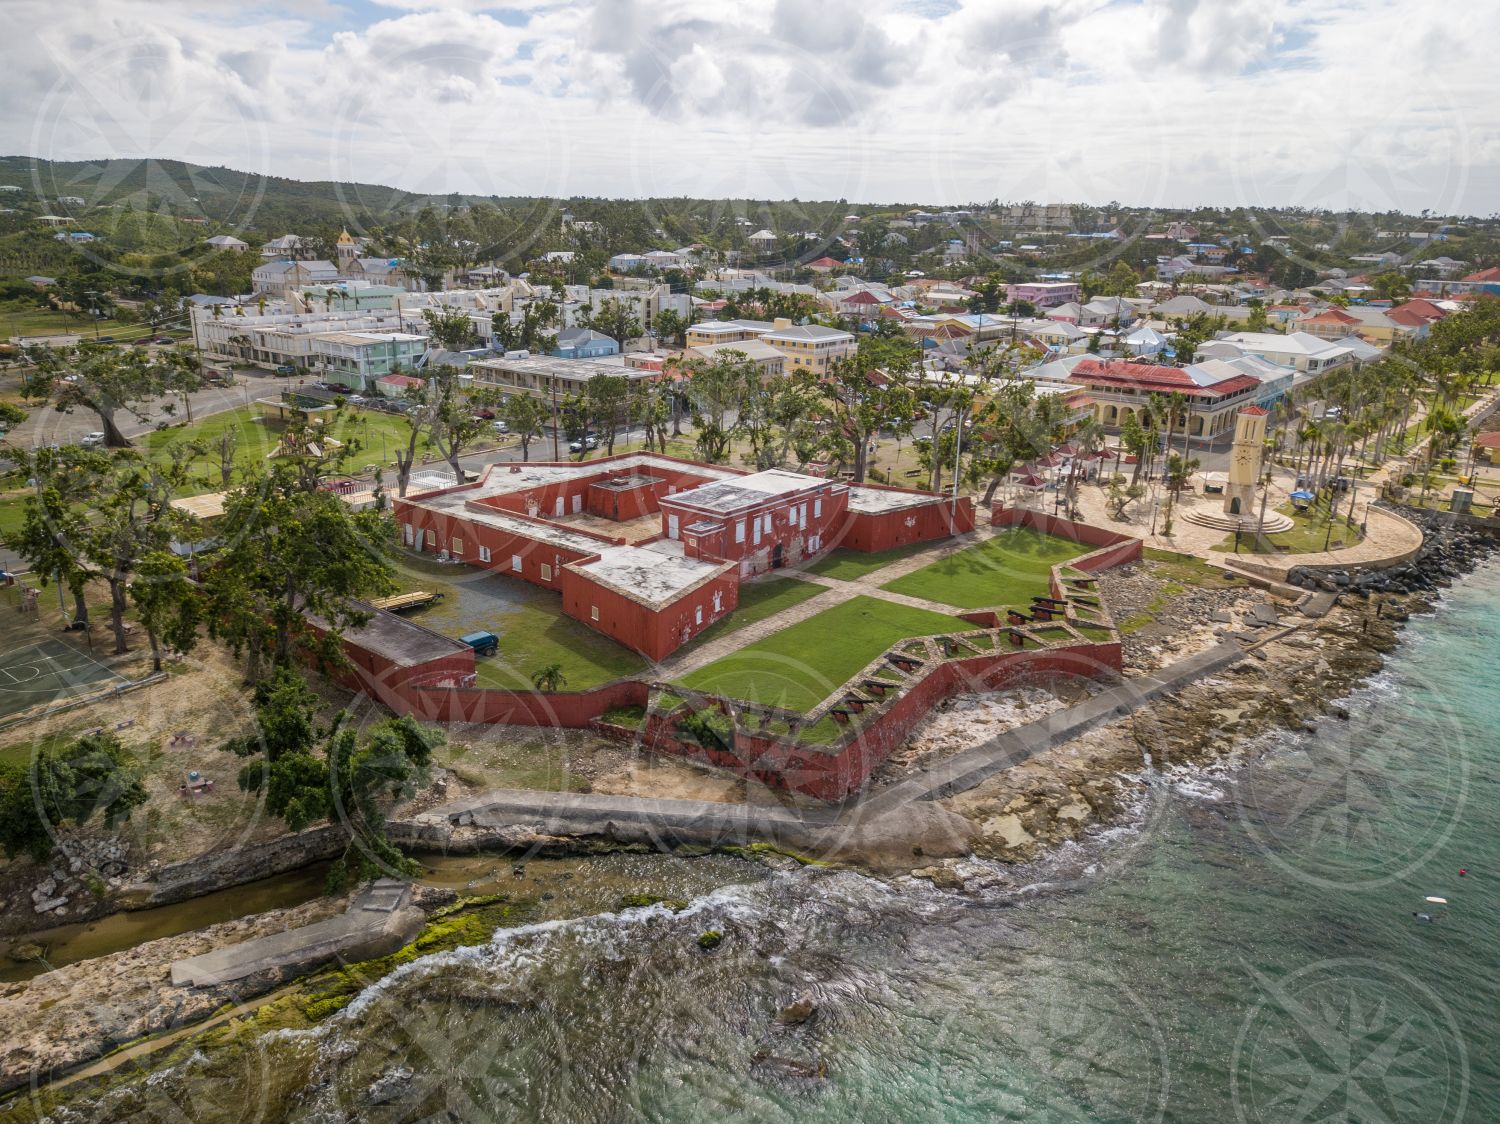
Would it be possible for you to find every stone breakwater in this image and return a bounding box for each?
[1289,503,1499,596]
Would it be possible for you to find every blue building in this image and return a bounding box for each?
[552,328,620,359]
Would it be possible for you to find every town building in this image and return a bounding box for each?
[467,354,662,401]
[552,327,620,359]
[1007,281,1081,308]
[204,235,249,252]
[310,332,429,389]
[394,453,973,661]
[1205,331,1358,375]
[685,338,787,377]
[758,321,855,372]
[1067,358,1263,442]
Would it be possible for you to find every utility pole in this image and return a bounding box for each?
[551,379,560,460]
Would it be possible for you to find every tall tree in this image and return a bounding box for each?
[52,344,166,448]
[492,297,559,353]
[421,306,479,352]
[816,337,920,483]
[578,297,642,350]
[205,465,396,681]
[130,550,202,672]
[502,393,547,461]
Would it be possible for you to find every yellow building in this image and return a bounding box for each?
[759,319,855,373]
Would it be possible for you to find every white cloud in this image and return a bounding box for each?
[0,0,1495,213]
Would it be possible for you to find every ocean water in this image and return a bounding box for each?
[29,565,1500,1123]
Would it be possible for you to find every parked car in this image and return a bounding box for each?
[79,432,106,448]
[471,407,495,420]
[153,337,175,345]
[347,394,365,405]
[569,435,599,452]
[97,335,114,343]
[325,382,353,394]
[492,420,508,433]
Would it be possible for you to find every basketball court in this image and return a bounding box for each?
[0,638,130,719]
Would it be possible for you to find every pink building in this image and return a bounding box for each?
[1007,281,1080,308]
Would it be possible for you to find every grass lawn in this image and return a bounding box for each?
[140,404,433,495]
[675,575,825,653]
[0,303,84,337]
[388,554,646,692]
[1212,503,1364,555]
[879,528,1083,612]
[803,540,932,581]
[678,594,960,712]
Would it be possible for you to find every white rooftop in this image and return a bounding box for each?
[845,485,943,514]
[665,468,829,515]
[570,545,730,608]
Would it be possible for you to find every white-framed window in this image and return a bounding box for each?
[425,529,436,547]
[451,537,463,555]
[713,591,723,612]
[572,494,583,513]
[540,563,553,581]
[591,605,600,621]
[695,605,703,625]
[479,545,491,563]
[735,519,745,543]
[512,555,523,572]
[554,498,564,517]
[814,497,822,518]
[753,517,762,545]
[402,523,414,546]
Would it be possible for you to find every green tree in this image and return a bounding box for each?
[584,373,631,456]
[0,733,148,861]
[816,337,920,483]
[130,550,202,672]
[421,306,479,352]
[653,308,689,348]
[531,663,567,692]
[52,344,167,448]
[205,466,396,681]
[502,393,548,461]
[492,298,559,353]
[578,297,642,350]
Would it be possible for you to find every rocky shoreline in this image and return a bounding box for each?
[2,521,1494,1109]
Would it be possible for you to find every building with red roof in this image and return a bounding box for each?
[1067,358,1263,442]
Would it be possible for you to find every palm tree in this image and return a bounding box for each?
[531,663,567,692]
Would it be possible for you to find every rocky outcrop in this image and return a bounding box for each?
[1288,505,1498,596]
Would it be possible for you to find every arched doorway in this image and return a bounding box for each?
[771,543,785,568]
[1228,497,1242,515]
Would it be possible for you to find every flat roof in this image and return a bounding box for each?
[664,468,827,515]
[846,485,943,514]
[416,490,619,554]
[337,606,471,668]
[471,355,658,382]
[411,454,739,506]
[572,545,730,609]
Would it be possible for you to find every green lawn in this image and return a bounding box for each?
[678,595,961,712]
[387,555,646,692]
[675,575,825,653]
[879,529,1084,611]
[1212,503,1364,555]
[0,303,84,337]
[140,404,431,494]
[802,540,932,581]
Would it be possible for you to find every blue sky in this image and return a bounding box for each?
[3,0,1497,214]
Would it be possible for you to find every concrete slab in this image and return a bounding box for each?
[170,880,420,988]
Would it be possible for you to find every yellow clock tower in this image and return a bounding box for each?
[1223,407,1267,518]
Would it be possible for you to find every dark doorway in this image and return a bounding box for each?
[771,543,785,568]
[1228,497,1242,515]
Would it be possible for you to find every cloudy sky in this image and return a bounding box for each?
[5,0,1498,213]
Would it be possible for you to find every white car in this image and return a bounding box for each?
[80,432,106,448]
[492,420,508,433]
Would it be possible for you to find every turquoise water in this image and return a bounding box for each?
[26,565,1500,1122]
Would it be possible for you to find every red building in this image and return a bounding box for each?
[394,453,972,662]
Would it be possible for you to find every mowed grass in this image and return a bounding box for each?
[802,540,933,582]
[880,528,1084,611]
[388,556,646,692]
[676,575,825,653]
[678,595,960,712]
[140,404,429,494]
